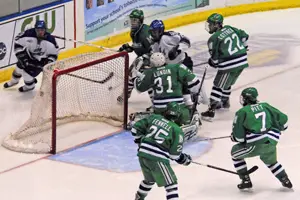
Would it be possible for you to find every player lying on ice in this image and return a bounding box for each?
[128,52,208,142]
[4,20,59,92]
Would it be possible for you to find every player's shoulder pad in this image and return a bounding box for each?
[45,33,59,48]
[16,28,36,39]
[163,31,179,37]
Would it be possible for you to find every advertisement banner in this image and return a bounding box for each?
[0,22,15,68]
[0,5,65,69]
[84,0,209,41]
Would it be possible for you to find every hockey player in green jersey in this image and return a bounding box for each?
[131,102,192,200]
[231,87,292,190]
[133,52,208,140]
[117,9,152,103]
[201,13,249,121]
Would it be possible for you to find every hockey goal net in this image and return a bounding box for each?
[2,51,129,154]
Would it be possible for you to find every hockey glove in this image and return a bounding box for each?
[208,58,217,68]
[230,133,238,142]
[168,45,180,60]
[119,43,134,52]
[176,153,192,166]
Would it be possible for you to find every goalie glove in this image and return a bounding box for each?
[175,153,192,166]
[119,43,134,52]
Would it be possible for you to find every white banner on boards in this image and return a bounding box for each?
[0,5,66,69]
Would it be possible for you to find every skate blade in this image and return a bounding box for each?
[201,116,213,122]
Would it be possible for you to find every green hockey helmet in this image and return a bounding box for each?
[165,102,181,122]
[205,13,224,34]
[240,87,258,106]
[129,9,144,31]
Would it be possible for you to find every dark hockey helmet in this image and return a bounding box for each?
[129,9,144,31]
[35,20,47,38]
[165,102,181,123]
[240,87,258,106]
[205,13,223,34]
[149,19,165,42]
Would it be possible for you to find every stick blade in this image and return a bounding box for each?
[246,166,259,175]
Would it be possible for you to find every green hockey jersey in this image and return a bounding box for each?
[131,114,184,163]
[232,102,288,145]
[131,24,152,56]
[134,63,200,108]
[208,25,249,71]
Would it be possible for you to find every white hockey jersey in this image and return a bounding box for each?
[14,28,59,63]
[151,31,191,64]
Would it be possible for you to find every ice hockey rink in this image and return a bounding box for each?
[0,8,300,200]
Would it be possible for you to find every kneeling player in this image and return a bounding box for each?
[231,87,292,190]
[131,102,192,200]
[132,52,208,141]
[4,20,59,92]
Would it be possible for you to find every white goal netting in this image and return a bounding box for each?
[2,51,128,154]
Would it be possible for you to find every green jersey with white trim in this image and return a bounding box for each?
[208,25,249,72]
[131,114,184,163]
[232,102,288,145]
[134,63,200,109]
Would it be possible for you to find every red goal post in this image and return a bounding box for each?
[2,51,129,154]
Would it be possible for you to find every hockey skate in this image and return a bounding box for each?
[18,85,35,92]
[215,99,230,110]
[280,175,293,189]
[201,108,215,122]
[238,175,253,190]
[3,80,19,88]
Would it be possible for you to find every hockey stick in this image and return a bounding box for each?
[194,61,208,68]
[190,65,208,119]
[53,35,119,52]
[199,136,230,141]
[66,72,114,84]
[192,161,259,176]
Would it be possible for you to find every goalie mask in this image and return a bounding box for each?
[150,52,166,67]
[165,102,181,123]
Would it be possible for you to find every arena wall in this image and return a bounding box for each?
[0,0,299,83]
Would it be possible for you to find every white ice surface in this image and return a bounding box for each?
[0,8,300,200]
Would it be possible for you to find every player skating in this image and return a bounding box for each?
[231,87,292,189]
[4,20,59,92]
[201,13,249,121]
[131,102,192,200]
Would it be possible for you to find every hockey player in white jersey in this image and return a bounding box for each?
[148,19,208,107]
[4,20,59,92]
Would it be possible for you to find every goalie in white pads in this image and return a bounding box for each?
[4,20,59,92]
[129,52,208,141]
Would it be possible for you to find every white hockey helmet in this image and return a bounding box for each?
[150,52,166,67]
